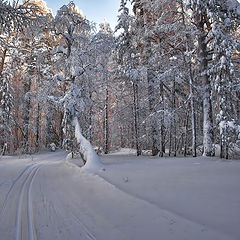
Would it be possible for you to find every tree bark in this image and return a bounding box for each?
[23,77,31,153]
[189,63,197,157]
[172,79,177,157]
[35,103,41,150]
[133,81,141,156]
[0,48,7,76]
[180,0,197,157]
[195,13,214,157]
[147,68,159,156]
[159,80,165,157]
[184,109,189,157]
[104,86,110,154]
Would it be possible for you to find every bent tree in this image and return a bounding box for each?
[53,2,101,167]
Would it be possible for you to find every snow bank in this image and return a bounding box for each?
[109,148,137,156]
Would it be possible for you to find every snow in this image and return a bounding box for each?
[226,0,240,15]
[0,150,240,240]
[72,67,84,77]
[219,120,240,135]
[72,117,102,170]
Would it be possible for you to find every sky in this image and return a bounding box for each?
[45,0,123,31]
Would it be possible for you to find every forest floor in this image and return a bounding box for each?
[0,149,239,240]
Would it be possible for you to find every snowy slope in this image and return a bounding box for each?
[0,150,239,240]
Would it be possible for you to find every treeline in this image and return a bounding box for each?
[0,0,239,159]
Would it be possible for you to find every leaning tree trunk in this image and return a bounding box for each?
[72,117,102,170]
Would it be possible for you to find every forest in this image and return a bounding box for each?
[0,0,240,161]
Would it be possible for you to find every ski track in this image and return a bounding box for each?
[0,163,41,240]
[0,160,100,240]
[15,165,40,240]
[0,163,35,217]
[68,210,97,240]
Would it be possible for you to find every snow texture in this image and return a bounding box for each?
[0,150,239,240]
[226,0,240,15]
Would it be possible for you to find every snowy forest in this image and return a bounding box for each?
[1,1,240,240]
[0,0,240,160]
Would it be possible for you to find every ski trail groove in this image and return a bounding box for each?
[0,164,35,217]
[69,210,97,240]
[15,165,41,240]
[27,167,40,240]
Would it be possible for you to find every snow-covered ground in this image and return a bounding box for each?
[0,149,240,240]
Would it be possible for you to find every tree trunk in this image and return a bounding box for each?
[169,129,172,156]
[172,79,177,157]
[104,86,110,154]
[180,0,197,157]
[23,77,31,153]
[159,80,165,157]
[145,38,159,156]
[46,104,55,147]
[195,14,214,157]
[133,81,141,156]
[189,63,197,157]
[0,48,7,76]
[184,109,189,157]
[35,103,41,150]
[72,117,101,170]
[147,68,159,156]
[88,92,93,144]
[58,112,64,148]
[0,35,9,76]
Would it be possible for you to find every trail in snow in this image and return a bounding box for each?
[15,164,40,240]
[0,163,35,217]
[0,163,40,240]
[0,157,63,240]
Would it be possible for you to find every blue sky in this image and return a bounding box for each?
[45,0,122,30]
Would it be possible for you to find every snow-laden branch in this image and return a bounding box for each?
[72,116,102,170]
